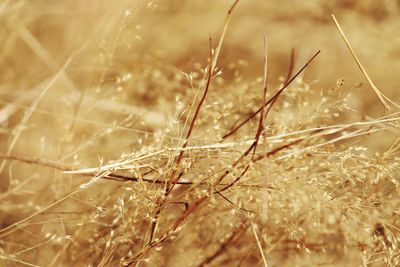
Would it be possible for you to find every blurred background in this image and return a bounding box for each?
[0,1,400,265]
[2,0,400,113]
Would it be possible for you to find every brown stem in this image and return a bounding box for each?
[222,50,321,140]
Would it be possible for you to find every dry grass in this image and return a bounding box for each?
[1,1,400,266]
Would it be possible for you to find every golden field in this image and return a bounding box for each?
[1,1,400,266]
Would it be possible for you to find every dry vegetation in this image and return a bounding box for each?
[1,1,400,266]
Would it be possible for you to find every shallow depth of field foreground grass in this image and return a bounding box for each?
[1,1,400,266]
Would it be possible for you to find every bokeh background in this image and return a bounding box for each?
[1,1,400,266]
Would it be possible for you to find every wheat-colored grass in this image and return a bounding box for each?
[1,1,400,266]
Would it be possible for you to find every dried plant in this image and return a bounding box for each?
[0,1,400,267]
